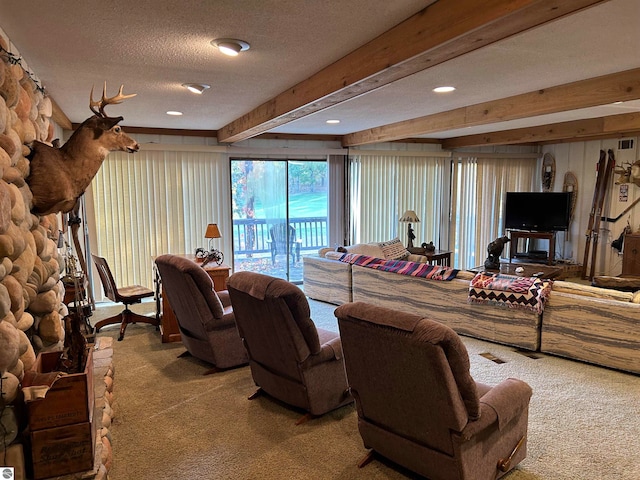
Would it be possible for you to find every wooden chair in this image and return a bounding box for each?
[92,254,157,341]
[268,223,301,264]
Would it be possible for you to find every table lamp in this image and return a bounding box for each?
[399,210,420,249]
[203,223,224,266]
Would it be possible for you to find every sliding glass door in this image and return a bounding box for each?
[231,159,328,283]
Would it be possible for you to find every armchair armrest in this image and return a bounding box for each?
[460,378,532,440]
[217,290,232,308]
[307,337,344,366]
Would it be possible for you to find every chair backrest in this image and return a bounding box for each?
[227,271,321,381]
[335,302,480,457]
[270,223,295,248]
[154,255,225,339]
[92,254,118,302]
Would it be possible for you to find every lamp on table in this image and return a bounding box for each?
[399,210,420,249]
[202,223,224,266]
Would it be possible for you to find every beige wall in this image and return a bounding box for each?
[543,137,640,276]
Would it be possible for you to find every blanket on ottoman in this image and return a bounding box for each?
[468,272,552,315]
[338,253,459,281]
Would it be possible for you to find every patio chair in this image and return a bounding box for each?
[269,223,301,264]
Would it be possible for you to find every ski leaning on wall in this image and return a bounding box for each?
[581,149,616,280]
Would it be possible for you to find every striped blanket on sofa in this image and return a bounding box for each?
[337,253,459,281]
[468,272,552,315]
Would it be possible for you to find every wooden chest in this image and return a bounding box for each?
[29,420,95,480]
[23,349,94,431]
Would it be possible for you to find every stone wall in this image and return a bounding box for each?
[0,34,114,479]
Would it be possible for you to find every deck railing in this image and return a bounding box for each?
[232,217,328,256]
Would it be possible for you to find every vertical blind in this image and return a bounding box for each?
[349,153,449,247]
[452,155,537,269]
[88,146,536,292]
[88,149,231,292]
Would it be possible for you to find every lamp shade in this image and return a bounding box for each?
[399,210,420,223]
[205,223,221,239]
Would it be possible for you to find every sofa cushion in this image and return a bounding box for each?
[377,237,410,260]
[346,242,385,258]
[552,280,634,302]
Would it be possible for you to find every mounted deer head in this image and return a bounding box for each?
[26,83,139,215]
[631,160,640,187]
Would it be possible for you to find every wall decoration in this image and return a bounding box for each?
[542,152,556,192]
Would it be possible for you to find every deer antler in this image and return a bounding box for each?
[90,82,137,117]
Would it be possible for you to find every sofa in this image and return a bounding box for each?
[302,238,435,306]
[541,281,640,374]
[303,244,640,375]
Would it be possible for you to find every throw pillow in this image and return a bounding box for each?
[378,237,410,260]
[346,243,385,258]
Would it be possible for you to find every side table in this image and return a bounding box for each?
[153,255,230,343]
[409,247,452,266]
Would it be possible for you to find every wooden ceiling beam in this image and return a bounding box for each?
[49,96,72,131]
[344,67,640,146]
[441,112,640,148]
[217,0,608,144]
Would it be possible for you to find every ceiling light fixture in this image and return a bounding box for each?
[211,38,250,57]
[433,86,456,93]
[166,111,183,116]
[182,83,210,94]
[326,119,340,124]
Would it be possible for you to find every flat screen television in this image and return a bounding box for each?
[504,192,571,231]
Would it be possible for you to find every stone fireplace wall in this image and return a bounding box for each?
[0,32,114,479]
[0,31,67,424]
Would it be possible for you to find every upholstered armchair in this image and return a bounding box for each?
[154,254,248,372]
[335,301,533,480]
[227,271,352,423]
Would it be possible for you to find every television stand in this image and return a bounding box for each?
[508,230,556,265]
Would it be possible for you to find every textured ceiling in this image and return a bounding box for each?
[1,0,639,144]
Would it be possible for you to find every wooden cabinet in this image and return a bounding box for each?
[622,234,640,277]
[154,255,230,343]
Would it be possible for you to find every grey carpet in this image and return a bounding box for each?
[92,299,640,480]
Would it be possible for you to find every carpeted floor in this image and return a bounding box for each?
[91,298,640,480]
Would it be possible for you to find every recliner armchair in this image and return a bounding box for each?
[154,254,248,372]
[335,301,533,480]
[227,271,352,423]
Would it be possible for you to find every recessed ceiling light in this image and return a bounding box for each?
[182,83,210,94]
[166,111,183,116]
[211,38,251,57]
[326,119,340,124]
[433,86,456,93]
